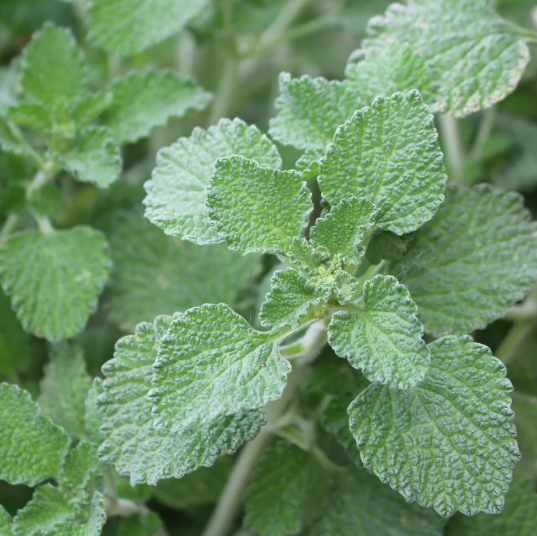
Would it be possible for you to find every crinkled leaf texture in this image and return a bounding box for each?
[144,118,282,245]
[244,440,327,536]
[88,0,210,56]
[306,468,445,536]
[269,73,358,150]
[0,227,111,341]
[329,275,430,389]
[310,196,378,265]
[349,335,519,517]
[150,304,290,433]
[208,156,312,255]
[38,341,92,438]
[0,383,69,486]
[319,90,446,236]
[21,22,87,107]
[106,210,259,331]
[356,0,530,116]
[100,70,211,144]
[98,315,264,485]
[392,185,537,336]
[53,126,122,188]
[445,475,537,536]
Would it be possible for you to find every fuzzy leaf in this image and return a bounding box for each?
[319,91,446,235]
[49,492,106,536]
[100,70,211,144]
[0,383,69,486]
[0,505,12,535]
[445,475,537,536]
[150,304,291,432]
[208,157,312,255]
[0,227,112,341]
[54,126,122,188]
[366,231,413,265]
[98,315,265,485]
[306,469,445,536]
[329,275,430,389]
[88,0,210,55]
[310,196,378,265]
[21,23,87,107]
[12,484,73,536]
[85,379,104,443]
[349,335,519,517]
[358,0,530,117]
[38,342,92,438]
[60,442,105,495]
[144,118,281,245]
[106,210,259,331]
[392,185,537,335]
[259,269,326,331]
[269,73,358,150]
[244,440,327,536]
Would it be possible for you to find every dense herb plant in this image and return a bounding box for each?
[2,0,537,535]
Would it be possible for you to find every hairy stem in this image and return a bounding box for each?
[439,114,465,184]
[201,321,327,536]
[0,213,20,243]
[468,107,496,161]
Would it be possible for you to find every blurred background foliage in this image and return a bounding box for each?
[1,0,537,534]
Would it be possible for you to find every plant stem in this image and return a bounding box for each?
[201,321,327,536]
[496,320,534,366]
[439,114,465,184]
[468,107,496,161]
[0,213,20,243]
[208,57,238,126]
[7,122,44,168]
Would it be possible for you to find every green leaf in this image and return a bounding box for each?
[53,126,122,188]
[49,491,106,536]
[259,269,326,331]
[392,185,537,335]
[0,383,69,486]
[445,475,537,536]
[329,275,430,389]
[12,484,73,536]
[21,23,87,107]
[151,304,291,431]
[0,505,12,535]
[306,468,445,536]
[0,118,23,155]
[105,210,259,331]
[244,440,327,536]
[38,342,92,438]
[269,73,358,150]
[319,91,446,235]
[286,237,324,275]
[366,231,413,265]
[358,0,529,116]
[117,512,162,536]
[349,335,519,517]
[100,70,211,145]
[208,157,312,255]
[295,148,324,179]
[70,93,112,128]
[98,315,265,485]
[144,118,282,245]
[60,442,105,495]
[310,196,378,265]
[0,227,112,341]
[511,392,537,475]
[88,0,210,56]
[85,379,104,443]
[7,103,53,135]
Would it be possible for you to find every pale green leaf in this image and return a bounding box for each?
[445,475,537,536]
[295,148,324,178]
[60,442,105,496]
[319,91,446,235]
[349,335,519,516]
[100,70,211,145]
[53,126,122,188]
[98,315,265,485]
[49,492,106,536]
[0,505,12,535]
[208,157,312,255]
[310,196,378,265]
[38,342,92,438]
[144,118,282,245]
[0,227,112,341]
[306,469,445,536]
[88,0,210,56]
[12,484,73,536]
[329,275,430,389]
[106,210,259,331]
[150,304,291,432]
[0,118,23,155]
[259,269,326,331]
[359,0,529,116]
[70,93,112,128]
[286,237,324,275]
[392,185,537,336]
[244,440,327,536]
[84,379,104,443]
[21,23,87,107]
[7,103,52,135]
[366,231,413,265]
[269,73,358,150]
[0,383,69,486]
